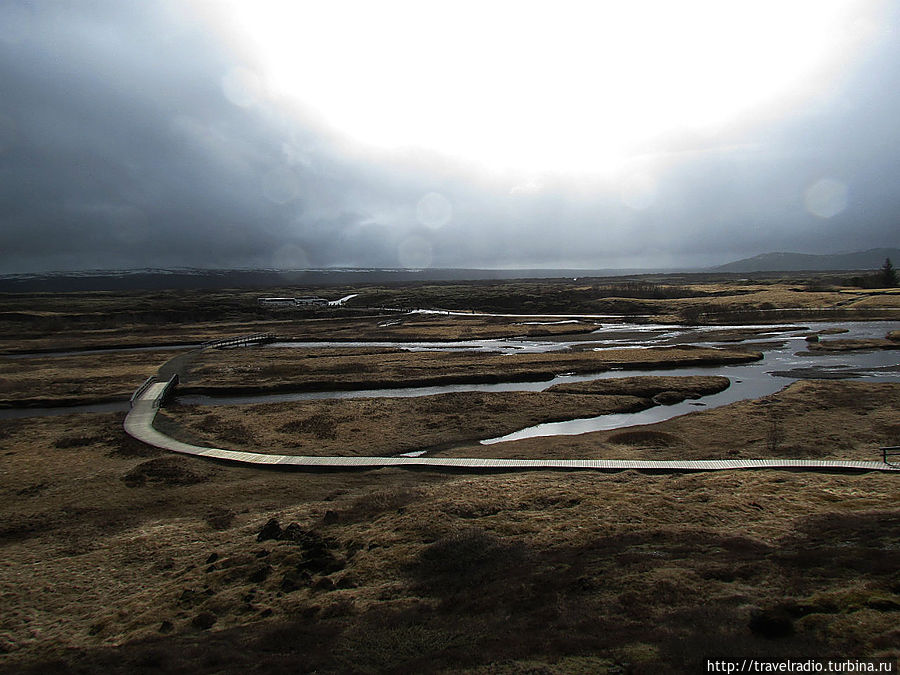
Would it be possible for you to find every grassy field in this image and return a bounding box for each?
[182,345,760,396]
[0,328,759,408]
[436,380,900,463]
[0,274,898,673]
[0,350,187,407]
[1,274,898,354]
[157,376,731,457]
[0,379,898,673]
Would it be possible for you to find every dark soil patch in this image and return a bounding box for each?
[411,527,530,595]
[122,457,212,487]
[608,430,682,447]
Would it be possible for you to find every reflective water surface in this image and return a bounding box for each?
[3,322,897,440]
[188,321,900,443]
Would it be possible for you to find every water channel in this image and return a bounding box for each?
[4,322,898,447]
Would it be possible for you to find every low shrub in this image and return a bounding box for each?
[216,422,253,445]
[412,527,528,593]
[608,430,680,447]
[336,488,421,523]
[53,435,102,449]
[122,457,211,487]
[277,413,344,440]
[205,507,236,530]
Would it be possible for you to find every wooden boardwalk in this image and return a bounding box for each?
[124,378,900,474]
[201,333,276,349]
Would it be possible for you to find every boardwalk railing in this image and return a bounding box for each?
[123,346,900,475]
[202,333,276,349]
[882,446,900,466]
[130,376,157,408]
[155,374,179,408]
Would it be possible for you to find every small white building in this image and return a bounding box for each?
[257,296,329,308]
[294,297,328,306]
[258,297,296,307]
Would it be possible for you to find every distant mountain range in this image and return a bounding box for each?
[713,248,900,273]
[3,249,898,292]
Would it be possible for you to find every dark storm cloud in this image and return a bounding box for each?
[0,1,387,272]
[1,1,899,274]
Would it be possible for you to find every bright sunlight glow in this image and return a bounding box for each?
[209,0,882,174]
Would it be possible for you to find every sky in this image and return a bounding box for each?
[1,0,899,274]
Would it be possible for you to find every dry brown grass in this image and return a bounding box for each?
[3,279,895,355]
[2,405,899,674]
[0,282,897,673]
[0,350,187,406]
[158,391,650,456]
[156,376,730,458]
[0,380,898,674]
[655,286,900,322]
[805,337,900,352]
[547,374,730,397]
[852,294,900,308]
[435,380,900,463]
[0,305,599,354]
[272,312,601,341]
[184,345,760,395]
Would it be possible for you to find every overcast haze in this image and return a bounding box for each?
[1,1,899,275]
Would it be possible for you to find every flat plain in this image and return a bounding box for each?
[1,273,898,673]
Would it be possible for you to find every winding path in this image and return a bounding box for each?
[124,375,900,474]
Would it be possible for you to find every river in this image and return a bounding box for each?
[3,322,898,444]
[184,320,900,444]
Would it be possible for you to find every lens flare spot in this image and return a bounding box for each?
[804,178,848,219]
[272,243,309,270]
[397,236,433,268]
[416,192,453,229]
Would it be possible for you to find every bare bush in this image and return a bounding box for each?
[278,413,342,440]
[413,528,528,593]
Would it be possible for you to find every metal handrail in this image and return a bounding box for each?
[202,332,276,349]
[153,374,179,408]
[882,446,900,465]
[129,376,156,407]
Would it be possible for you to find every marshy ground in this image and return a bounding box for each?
[0,274,898,673]
[1,385,898,673]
